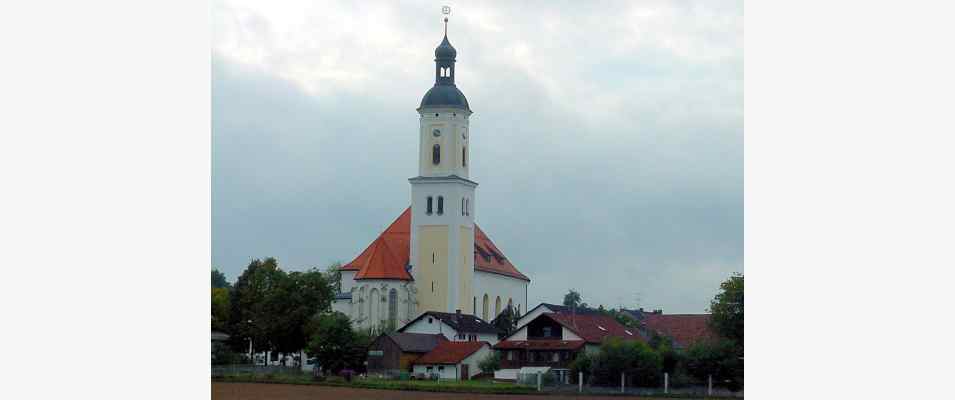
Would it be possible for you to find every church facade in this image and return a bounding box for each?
[331,24,531,333]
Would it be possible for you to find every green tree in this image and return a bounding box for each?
[709,274,743,348]
[229,258,285,353]
[305,312,369,374]
[591,337,663,387]
[478,352,501,374]
[212,268,230,289]
[211,287,230,331]
[324,262,343,293]
[492,305,518,339]
[563,289,588,309]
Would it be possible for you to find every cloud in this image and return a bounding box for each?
[213,0,742,313]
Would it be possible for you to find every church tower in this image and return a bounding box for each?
[409,16,476,315]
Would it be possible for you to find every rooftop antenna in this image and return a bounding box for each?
[442,5,451,35]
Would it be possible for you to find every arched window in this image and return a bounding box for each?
[437,196,444,215]
[462,146,467,167]
[473,296,477,315]
[482,294,489,321]
[465,198,469,216]
[358,287,366,319]
[495,296,501,317]
[432,144,440,165]
[461,198,465,216]
[388,289,398,328]
[426,196,433,215]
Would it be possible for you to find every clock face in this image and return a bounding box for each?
[432,129,441,137]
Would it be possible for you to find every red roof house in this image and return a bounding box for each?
[641,313,718,349]
[412,340,492,380]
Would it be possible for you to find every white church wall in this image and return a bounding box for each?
[472,270,527,321]
[349,279,414,332]
[340,270,356,292]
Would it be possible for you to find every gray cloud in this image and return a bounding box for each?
[213,1,742,313]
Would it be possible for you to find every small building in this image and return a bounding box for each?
[494,312,644,382]
[412,340,491,380]
[366,332,447,376]
[399,310,500,345]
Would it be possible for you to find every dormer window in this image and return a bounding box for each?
[597,325,607,332]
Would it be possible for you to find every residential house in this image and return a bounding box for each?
[515,303,603,328]
[366,332,447,376]
[494,312,644,382]
[412,341,491,380]
[641,313,717,350]
[399,310,499,345]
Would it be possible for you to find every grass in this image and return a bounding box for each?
[214,372,538,395]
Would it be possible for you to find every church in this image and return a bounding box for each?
[331,19,531,333]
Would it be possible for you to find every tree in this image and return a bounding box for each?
[590,337,663,387]
[305,312,369,374]
[709,274,743,349]
[492,305,518,339]
[229,258,285,354]
[212,268,230,289]
[478,352,501,374]
[211,287,230,331]
[563,289,588,309]
[324,262,343,293]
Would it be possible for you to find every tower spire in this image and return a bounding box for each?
[442,5,450,37]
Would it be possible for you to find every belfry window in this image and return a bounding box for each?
[426,196,433,214]
[437,196,444,215]
[432,144,441,165]
[462,146,467,167]
[461,198,465,216]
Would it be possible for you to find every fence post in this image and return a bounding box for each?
[708,374,713,396]
[621,372,625,393]
[578,372,583,393]
[664,372,668,394]
[537,372,542,392]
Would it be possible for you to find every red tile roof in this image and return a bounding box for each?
[641,314,717,348]
[342,208,413,280]
[547,312,645,344]
[414,341,488,365]
[342,207,529,281]
[493,340,586,351]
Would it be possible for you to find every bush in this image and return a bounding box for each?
[478,352,501,375]
[590,338,663,387]
[683,339,742,390]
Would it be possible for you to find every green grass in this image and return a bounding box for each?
[214,372,538,395]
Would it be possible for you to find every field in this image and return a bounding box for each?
[212,382,687,400]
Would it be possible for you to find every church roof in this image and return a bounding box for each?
[419,84,470,110]
[341,207,530,282]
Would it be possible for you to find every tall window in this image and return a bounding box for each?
[473,296,477,315]
[426,196,433,214]
[437,196,444,215]
[462,147,467,167]
[482,294,489,321]
[495,296,501,317]
[432,144,441,165]
[388,289,397,327]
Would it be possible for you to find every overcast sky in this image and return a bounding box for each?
[212,0,742,314]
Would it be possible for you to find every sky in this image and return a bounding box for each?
[212,0,742,314]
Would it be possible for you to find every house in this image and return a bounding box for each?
[515,303,604,328]
[640,313,717,350]
[399,310,500,345]
[366,332,447,376]
[412,340,491,380]
[494,312,644,382]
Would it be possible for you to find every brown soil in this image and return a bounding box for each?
[212,382,678,400]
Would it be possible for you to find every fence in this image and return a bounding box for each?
[516,369,743,398]
[211,364,305,378]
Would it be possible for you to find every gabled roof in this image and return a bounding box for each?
[342,207,529,281]
[546,312,644,344]
[494,339,586,351]
[415,341,488,365]
[641,314,717,349]
[535,303,604,316]
[400,311,499,335]
[385,332,447,353]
